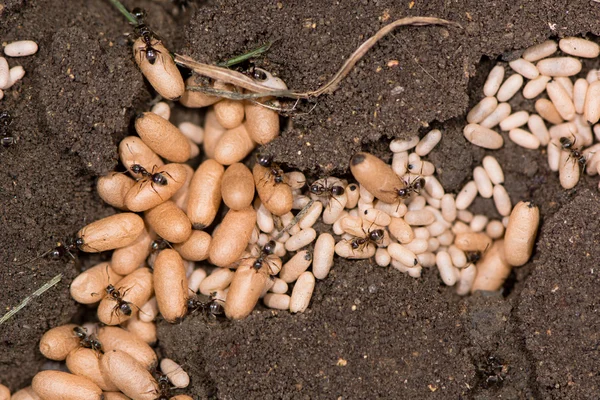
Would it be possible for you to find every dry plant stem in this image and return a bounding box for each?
[273,199,315,241]
[176,16,460,99]
[217,41,274,67]
[0,273,63,324]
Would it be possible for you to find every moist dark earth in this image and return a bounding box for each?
[1,0,600,398]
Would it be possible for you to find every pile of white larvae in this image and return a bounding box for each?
[336,139,539,294]
[464,37,600,190]
[1,40,38,100]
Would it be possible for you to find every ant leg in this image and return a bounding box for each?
[163,170,176,182]
[136,179,149,195]
[260,171,272,187]
[130,302,148,317]
[149,181,164,201]
[328,194,344,211]
[136,46,146,65]
[14,248,53,267]
[120,286,133,299]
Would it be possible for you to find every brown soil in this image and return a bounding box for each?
[1,0,600,398]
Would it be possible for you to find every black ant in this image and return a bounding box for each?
[186,292,225,320]
[14,236,83,267]
[154,371,173,400]
[147,238,171,268]
[235,62,268,81]
[150,238,171,253]
[130,162,176,200]
[466,250,483,264]
[465,242,490,265]
[309,178,345,208]
[257,154,287,186]
[395,174,426,200]
[349,227,386,254]
[250,240,279,274]
[1,110,14,147]
[104,284,136,319]
[130,163,170,186]
[73,326,103,354]
[126,143,175,190]
[558,135,588,170]
[132,8,162,65]
[93,265,141,322]
[144,367,177,400]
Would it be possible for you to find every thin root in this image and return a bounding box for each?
[175,16,460,99]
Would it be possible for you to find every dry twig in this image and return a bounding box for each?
[176,16,461,100]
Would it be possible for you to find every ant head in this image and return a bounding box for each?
[156,372,170,385]
[252,259,263,270]
[186,297,197,310]
[151,239,169,252]
[369,229,385,242]
[309,183,323,195]
[257,154,273,167]
[263,240,276,255]
[73,326,87,338]
[132,7,146,21]
[331,185,345,196]
[396,187,409,198]
[350,239,361,250]
[274,175,284,184]
[131,164,143,174]
[252,68,268,81]
[466,251,482,264]
[559,136,573,149]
